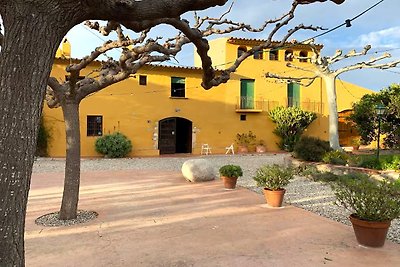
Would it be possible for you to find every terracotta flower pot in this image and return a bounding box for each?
[221,176,238,189]
[237,145,248,154]
[263,188,286,207]
[256,145,266,153]
[349,214,391,247]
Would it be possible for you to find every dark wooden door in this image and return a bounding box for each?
[159,118,176,154]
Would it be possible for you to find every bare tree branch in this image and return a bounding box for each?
[83,21,120,36]
[265,72,318,87]
[286,62,318,74]
[298,0,345,4]
[46,77,64,108]
[69,23,150,72]
[170,1,324,89]
[334,54,400,76]
[265,41,400,150]
[81,0,229,26]
[0,25,3,47]
[78,0,343,28]
[48,0,328,108]
[328,45,371,64]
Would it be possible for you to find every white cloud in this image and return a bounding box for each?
[351,26,400,49]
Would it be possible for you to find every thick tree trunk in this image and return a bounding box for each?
[0,5,77,266]
[323,75,341,150]
[59,102,81,220]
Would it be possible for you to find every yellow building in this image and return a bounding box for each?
[43,37,373,157]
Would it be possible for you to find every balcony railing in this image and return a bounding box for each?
[300,100,324,114]
[236,96,263,111]
[287,97,324,114]
[264,100,280,111]
[236,97,280,112]
[235,97,324,114]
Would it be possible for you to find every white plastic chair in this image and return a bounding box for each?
[225,143,235,155]
[201,144,212,155]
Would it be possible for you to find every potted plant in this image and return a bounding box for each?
[256,139,266,153]
[219,164,243,189]
[235,131,257,153]
[332,174,400,247]
[253,164,294,207]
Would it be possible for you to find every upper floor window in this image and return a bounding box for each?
[299,51,308,62]
[285,50,293,61]
[269,50,279,61]
[171,77,185,98]
[287,83,300,108]
[237,46,247,58]
[240,79,255,109]
[139,75,147,85]
[87,115,103,136]
[253,50,263,60]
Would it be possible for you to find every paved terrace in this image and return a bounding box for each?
[25,163,400,267]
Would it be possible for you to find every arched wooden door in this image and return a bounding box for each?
[158,117,192,154]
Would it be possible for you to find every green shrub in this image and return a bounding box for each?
[381,155,400,170]
[95,132,132,158]
[310,172,340,183]
[355,156,381,169]
[349,154,400,170]
[268,106,317,152]
[348,154,361,167]
[219,165,243,178]
[36,116,51,157]
[348,84,400,149]
[294,164,320,177]
[253,164,295,190]
[294,164,339,182]
[293,136,331,162]
[322,150,349,166]
[332,174,400,221]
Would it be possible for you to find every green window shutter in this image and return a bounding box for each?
[287,83,300,107]
[240,79,255,109]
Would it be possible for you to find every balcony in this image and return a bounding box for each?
[235,97,279,112]
[287,97,324,114]
[235,97,324,114]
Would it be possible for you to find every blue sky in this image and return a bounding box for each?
[64,0,400,91]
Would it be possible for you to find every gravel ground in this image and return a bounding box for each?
[35,210,98,227]
[32,153,399,244]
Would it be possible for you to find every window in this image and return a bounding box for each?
[171,77,185,97]
[139,75,147,85]
[240,114,247,121]
[237,46,247,58]
[87,115,103,136]
[287,83,300,108]
[253,50,263,60]
[285,50,293,61]
[240,79,255,109]
[299,51,308,62]
[269,50,279,61]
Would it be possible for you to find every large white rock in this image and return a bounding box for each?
[181,159,216,182]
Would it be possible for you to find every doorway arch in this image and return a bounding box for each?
[158,117,193,154]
